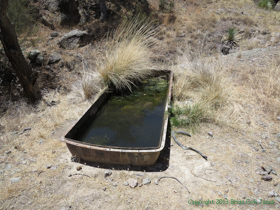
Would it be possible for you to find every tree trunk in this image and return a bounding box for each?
[0,0,41,103]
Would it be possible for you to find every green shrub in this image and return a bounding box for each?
[170,104,209,131]
[7,0,33,33]
[258,0,274,9]
[221,28,240,49]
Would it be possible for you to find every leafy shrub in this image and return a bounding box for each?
[170,104,209,131]
[258,0,274,9]
[7,0,34,33]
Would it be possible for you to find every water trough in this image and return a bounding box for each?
[61,70,173,166]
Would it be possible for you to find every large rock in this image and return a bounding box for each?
[275,2,280,11]
[58,30,91,49]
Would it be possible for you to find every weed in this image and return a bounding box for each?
[222,28,240,49]
[170,103,209,131]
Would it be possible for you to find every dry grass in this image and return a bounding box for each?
[247,62,280,119]
[173,55,230,110]
[96,17,159,91]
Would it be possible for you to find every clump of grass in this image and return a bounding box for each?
[71,58,103,101]
[97,17,158,91]
[173,58,229,110]
[170,103,209,131]
[258,0,274,9]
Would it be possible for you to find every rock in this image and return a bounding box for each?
[276,133,280,140]
[22,161,27,165]
[113,182,118,187]
[39,140,44,144]
[277,116,280,121]
[104,170,112,178]
[123,181,129,186]
[41,15,55,30]
[27,50,40,63]
[127,178,138,188]
[76,166,82,171]
[71,156,79,162]
[143,178,151,185]
[46,164,52,169]
[51,32,59,38]
[155,179,159,185]
[58,30,90,50]
[258,171,268,176]
[272,171,277,175]
[207,132,213,137]
[36,54,45,65]
[221,45,230,55]
[5,151,11,155]
[268,191,278,197]
[261,175,273,181]
[48,52,62,64]
[10,177,21,183]
[6,164,12,170]
[276,198,280,203]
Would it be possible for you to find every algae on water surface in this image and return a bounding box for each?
[78,77,169,148]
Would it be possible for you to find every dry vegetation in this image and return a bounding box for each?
[1,0,280,209]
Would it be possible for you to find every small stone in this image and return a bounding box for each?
[277,133,280,140]
[39,140,44,144]
[113,182,117,187]
[277,116,280,121]
[276,198,280,203]
[262,149,266,153]
[223,194,228,199]
[261,175,273,181]
[6,164,12,170]
[155,179,159,185]
[103,187,106,191]
[127,178,138,188]
[51,32,59,38]
[225,189,229,193]
[76,166,82,171]
[134,173,144,177]
[268,191,278,197]
[207,132,213,137]
[123,181,129,186]
[143,178,151,185]
[10,177,21,183]
[269,141,275,146]
[5,151,11,155]
[104,170,112,178]
[272,171,277,175]
[46,164,52,169]
[258,171,268,176]
[22,161,27,165]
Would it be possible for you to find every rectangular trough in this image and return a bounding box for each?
[61,70,173,166]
